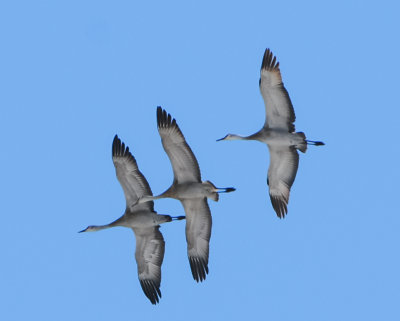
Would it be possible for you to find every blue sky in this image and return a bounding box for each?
[1,1,399,320]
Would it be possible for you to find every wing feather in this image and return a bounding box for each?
[133,226,165,305]
[181,198,212,282]
[112,135,154,212]
[157,107,201,184]
[267,145,299,218]
[260,48,296,132]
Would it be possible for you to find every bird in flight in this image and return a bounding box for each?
[217,48,324,218]
[137,107,235,282]
[80,135,184,304]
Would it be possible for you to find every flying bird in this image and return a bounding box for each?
[137,107,235,282]
[217,48,324,218]
[80,135,184,305]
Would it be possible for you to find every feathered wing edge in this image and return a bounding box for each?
[181,199,212,282]
[189,256,209,282]
[270,194,288,219]
[259,48,296,132]
[261,48,281,79]
[267,146,300,218]
[112,135,154,212]
[134,226,165,305]
[139,279,162,305]
[156,106,202,183]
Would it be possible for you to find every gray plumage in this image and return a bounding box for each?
[80,135,184,304]
[138,107,235,282]
[218,48,324,218]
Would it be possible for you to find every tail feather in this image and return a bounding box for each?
[161,215,172,223]
[296,132,307,153]
[204,180,236,202]
[211,193,219,202]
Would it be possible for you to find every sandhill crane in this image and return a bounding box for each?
[80,135,184,305]
[137,107,235,282]
[217,48,324,218]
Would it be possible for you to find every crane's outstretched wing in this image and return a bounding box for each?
[133,226,165,305]
[267,145,299,218]
[181,198,212,282]
[112,135,154,212]
[157,107,201,184]
[260,48,296,132]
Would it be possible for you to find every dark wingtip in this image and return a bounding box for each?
[270,195,288,219]
[112,135,120,156]
[156,106,162,128]
[140,279,161,305]
[112,135,137,164]
[261,48,279,71]
[315,141,325,146]
[78,228,87,233]
[156,106,180,134]
[189,257,208,282]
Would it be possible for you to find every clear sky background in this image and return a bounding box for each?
[1,1,399,320]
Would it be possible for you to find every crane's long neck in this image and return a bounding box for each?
[229,134,250,140]
[217,133,257,142]
[84,224,113,232]
[79,216,125,233]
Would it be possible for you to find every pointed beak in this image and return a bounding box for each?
[216,135,227,142]
[78,228,87,233]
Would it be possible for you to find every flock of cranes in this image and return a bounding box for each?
[80,48,324,304]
